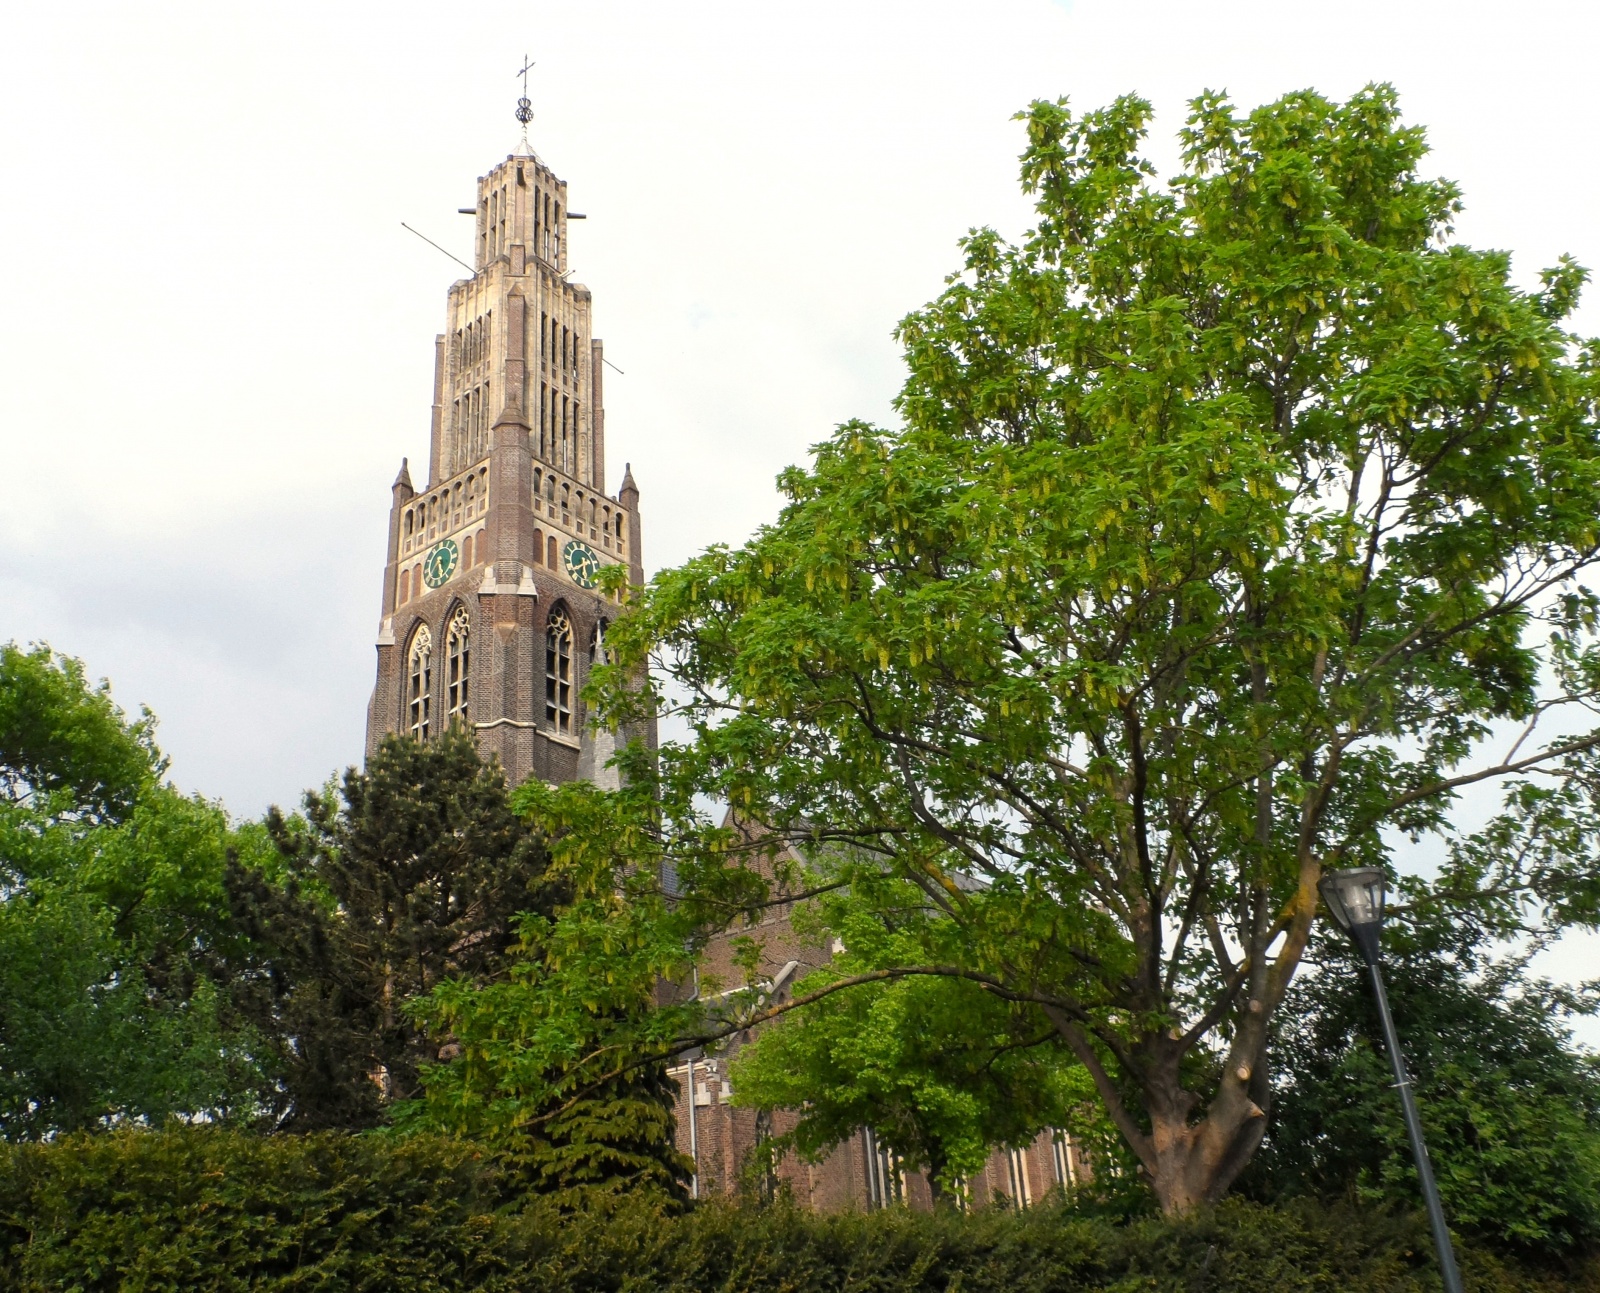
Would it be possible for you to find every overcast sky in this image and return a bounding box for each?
[3,1,1598,1015]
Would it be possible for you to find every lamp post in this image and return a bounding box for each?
[1318,866,1464,1293]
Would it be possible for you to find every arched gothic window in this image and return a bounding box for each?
[545,607,572,735]
[407,624,433,741]
[445,607,471,727]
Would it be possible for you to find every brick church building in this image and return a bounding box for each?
[366,108,1086,1211]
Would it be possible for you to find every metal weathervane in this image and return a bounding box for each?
[515,56,535,127]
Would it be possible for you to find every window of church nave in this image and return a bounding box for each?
[863,1130,904,1209]
[445,608,470,727]
[1006,1146,1034,1209]
[408,625,433,741]
[545,608,572,735]
[1050,1131,1077,1188]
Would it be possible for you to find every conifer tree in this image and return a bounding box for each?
[237,728,557,1126]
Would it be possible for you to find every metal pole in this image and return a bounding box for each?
[1365,959,1464,1293]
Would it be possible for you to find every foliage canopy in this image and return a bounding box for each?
[581,84,1600,1213]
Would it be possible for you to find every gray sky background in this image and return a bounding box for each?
[3,1,1597,1026]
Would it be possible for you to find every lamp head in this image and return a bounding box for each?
[1318,866,1386,964]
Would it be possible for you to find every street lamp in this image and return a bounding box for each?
[1318,866,1464,1293]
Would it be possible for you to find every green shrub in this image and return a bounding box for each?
[0,1129,1593,1292]
[0,1129,512,1292]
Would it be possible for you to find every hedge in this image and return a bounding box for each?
[0,1129,1593,1292]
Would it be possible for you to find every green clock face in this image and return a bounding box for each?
[562,539,602,589]
[422,539,459,589]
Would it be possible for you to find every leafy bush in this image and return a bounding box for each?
[1250,914,1600,1253]
[0,1128,1593,1292]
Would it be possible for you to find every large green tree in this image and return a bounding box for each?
[0,643,273,1135]
[583,86,1600,1213]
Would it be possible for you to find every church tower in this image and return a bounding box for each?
[366,105,647,788]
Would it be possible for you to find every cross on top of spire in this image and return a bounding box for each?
[515,56,535,127]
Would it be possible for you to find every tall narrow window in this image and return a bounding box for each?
[545,607,572,734]
[1006,1147,1033,1209]
[1050,1131,1076,1189]
[445,607,471,727]
[864,1129,904,1209]
[408,625,433,741]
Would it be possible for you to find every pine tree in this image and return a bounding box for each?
[229,728,558,1127]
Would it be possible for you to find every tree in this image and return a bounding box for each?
[729,876,1095,1200]
[0,642,160,824]
[242,728,558,1127]
[0,643,273,1135]
[399,773,693,1204]
[1249,899,1600,1253]
[590,86,1600,1213]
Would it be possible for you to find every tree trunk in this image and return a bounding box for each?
[1045,1002,1273,1216]
[1140,1039,1272,1215]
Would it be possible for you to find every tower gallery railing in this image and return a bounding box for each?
[396,458,627,564]
[398,462,492,560]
